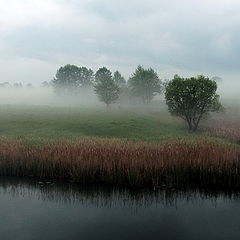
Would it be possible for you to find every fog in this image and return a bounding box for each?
[1,0,240,86]
[0,86,99,107]
[214,80,240,100]
[0,0,239,108]
[0,78,238,109]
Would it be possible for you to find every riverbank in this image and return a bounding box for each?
[0,104,239,189]
[0,137,239,189]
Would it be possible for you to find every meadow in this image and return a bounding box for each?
[0,104,197,144]
[0,103,239,189]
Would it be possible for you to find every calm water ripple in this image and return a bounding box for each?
[0,177,239,240]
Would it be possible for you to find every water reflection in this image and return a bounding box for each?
[1,177,239,208]
[0,177,240,240]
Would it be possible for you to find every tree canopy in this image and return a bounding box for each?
[52,64,94,94]
[165,75,223,131]
[94,67,120,107]
[113,71,126,86]
[78,66,94,87]
[128,66,162,104]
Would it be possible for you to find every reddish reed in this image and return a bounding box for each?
[0,138,239,189]
[205,114,240,143]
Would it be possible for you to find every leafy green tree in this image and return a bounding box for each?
[113,71,126,86]
[52,65,94,94]
[52,65,79,94]
[128,66,162,104]
[94,67,120,107]
[165,75,223,131]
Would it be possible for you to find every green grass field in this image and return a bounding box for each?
[0,104,200,144]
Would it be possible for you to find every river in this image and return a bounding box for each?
[0,178,239,240]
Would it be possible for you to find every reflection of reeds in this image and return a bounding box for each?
[0,177,239,208]
[0,138,239,189]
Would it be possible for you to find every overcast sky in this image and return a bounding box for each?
[0,0,239,84]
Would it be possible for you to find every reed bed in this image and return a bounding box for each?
[206,115,240,143]
[209,126,240,143]
[0,138,239,189]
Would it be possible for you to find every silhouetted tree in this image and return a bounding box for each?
[165,75,223,131]
[128,66,162,104]
[94,67,120,107]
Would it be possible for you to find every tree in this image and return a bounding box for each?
[78,67,94,88]
[113,70,129,103]
[113,71,126,86]
[52,65,94,94]
[128,66,162,104]
[94,67,120,107]
[52,64,80,94]
[165,75,223,131]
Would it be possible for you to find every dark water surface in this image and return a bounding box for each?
[0,178,239,240]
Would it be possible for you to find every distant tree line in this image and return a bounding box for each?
[51,64,223,131]
[51,64,163,107]
[0,82,24,88]
[0,82,52,88]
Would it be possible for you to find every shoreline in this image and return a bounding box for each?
[0,137,239,190]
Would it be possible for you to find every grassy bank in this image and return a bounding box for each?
[0,137,239,189]
[0,104,240,189]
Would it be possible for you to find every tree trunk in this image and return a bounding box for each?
[192,114,203,132]
[192,122,198,131]
[193,118,201,131]
[187,118,193,131]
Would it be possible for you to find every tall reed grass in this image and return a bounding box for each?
[206,115,240,143]
[0,138,239,189]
